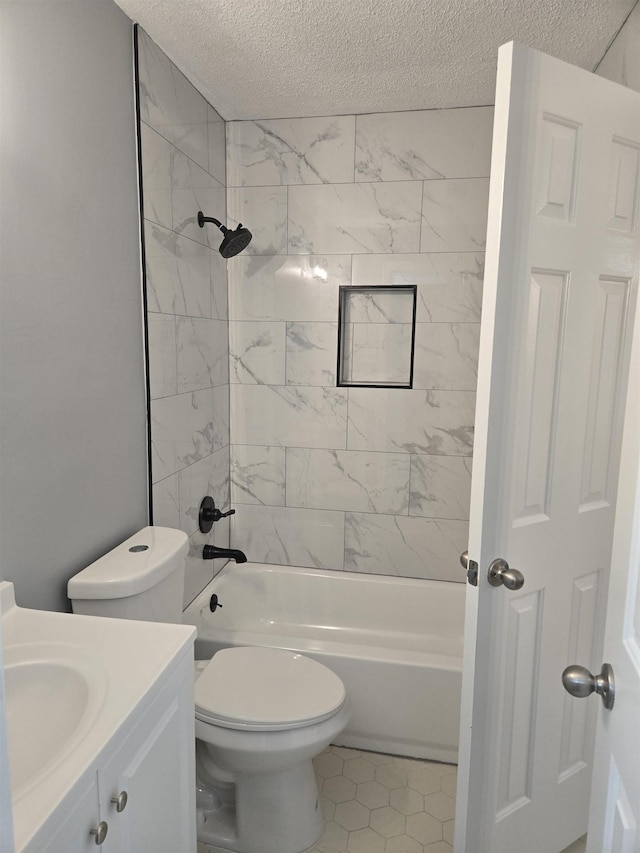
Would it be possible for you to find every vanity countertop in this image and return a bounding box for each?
[1,581,196,852]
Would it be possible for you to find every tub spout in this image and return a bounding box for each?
[202,545,247,563]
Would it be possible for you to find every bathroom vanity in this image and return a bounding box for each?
[1,582,196,852]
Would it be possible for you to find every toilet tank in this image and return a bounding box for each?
[67,526,189,624]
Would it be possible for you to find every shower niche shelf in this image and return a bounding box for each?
[337,285,417,388]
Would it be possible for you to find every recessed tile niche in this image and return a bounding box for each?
[337,285,417,388]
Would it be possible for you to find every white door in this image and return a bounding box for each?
[586,294,640,852]
[455,42,640,853]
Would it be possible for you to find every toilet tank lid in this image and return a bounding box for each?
[67,526,189,599]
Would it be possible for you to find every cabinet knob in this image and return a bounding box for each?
[111,790,128,812]
[90,821,108,845]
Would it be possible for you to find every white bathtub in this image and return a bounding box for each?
[182,563,465,763]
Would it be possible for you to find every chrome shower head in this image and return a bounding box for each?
[197,212,253,258]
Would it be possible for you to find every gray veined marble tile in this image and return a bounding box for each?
[355,107,493,182]
[231,445,286,506]
[137,29,208,170]
[342,289,415,324]
[288,182,423,255]
[286,322,338,386]
[416,257,484,323]
[178,446,230,536]
[152,473,180,529]
[176,317,229,392]
[421,178,490,252]
[409,455,472,519]
[413,323,481,390]
[345,323,413,386]
[210,252,228,321]
[183,531,215,610]
[171,149,226,248]
[351,253,484,322]
[140,122,172,229]
[208,105,226,187]
[227,186,288,255]
[231,385,348,449]
[227,116,356,186]
[229,321,286,385]
[150,389,214,482]
[286,449,410,515]
[231,505,345,569]
[147,313,177,399]
[345,513,468,581]
[165,123,209,175]
[347,388,475,455]
[144,221,212,318]
[228,255,349,322]
[212,386,230,452]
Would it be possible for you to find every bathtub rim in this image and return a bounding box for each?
[183,562,464,668]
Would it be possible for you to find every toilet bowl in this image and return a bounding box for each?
[194,647,350,853]
[67,527,350,853]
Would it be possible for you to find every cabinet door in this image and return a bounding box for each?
[99,667,196,853]
[38,774,100,853]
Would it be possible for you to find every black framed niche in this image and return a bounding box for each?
[337,285,417,388]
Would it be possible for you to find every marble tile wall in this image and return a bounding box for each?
[227,108,493,581]
[137,28,231,605]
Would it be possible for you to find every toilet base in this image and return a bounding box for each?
[196,759,324,853]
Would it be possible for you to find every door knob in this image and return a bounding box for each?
[487,558,524,590]
[460,550,478,586]
[562,663,615,710]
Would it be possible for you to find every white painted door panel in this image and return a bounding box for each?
[456,42,639,853]
[587,293,640,852]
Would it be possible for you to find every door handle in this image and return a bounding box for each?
[561,663,615,710]
[487,558,524,590]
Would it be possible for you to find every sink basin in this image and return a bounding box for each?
[4,643,107,800]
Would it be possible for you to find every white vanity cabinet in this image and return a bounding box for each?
[26,646,196,853]
[97,661,195,853]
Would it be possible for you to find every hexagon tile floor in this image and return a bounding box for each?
[197,744,457,853]
[196,744,588,853]
[309,745,457,853]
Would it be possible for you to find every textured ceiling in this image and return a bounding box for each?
[113,0,637,119]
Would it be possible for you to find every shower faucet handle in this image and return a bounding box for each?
[199,496,236,533]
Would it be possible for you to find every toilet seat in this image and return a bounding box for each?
[195,647,346,731]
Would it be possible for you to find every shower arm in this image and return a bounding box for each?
[197,212,223,230]
[197,211,252,258]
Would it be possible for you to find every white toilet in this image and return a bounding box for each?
[68,526,350,853]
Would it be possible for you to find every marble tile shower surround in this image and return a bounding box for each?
[227,109,492,581]
[137,28,231,605]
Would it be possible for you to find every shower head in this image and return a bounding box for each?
[218,224,253,258]
[197,211,253,258]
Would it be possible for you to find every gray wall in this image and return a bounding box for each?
[0,0,148,611]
